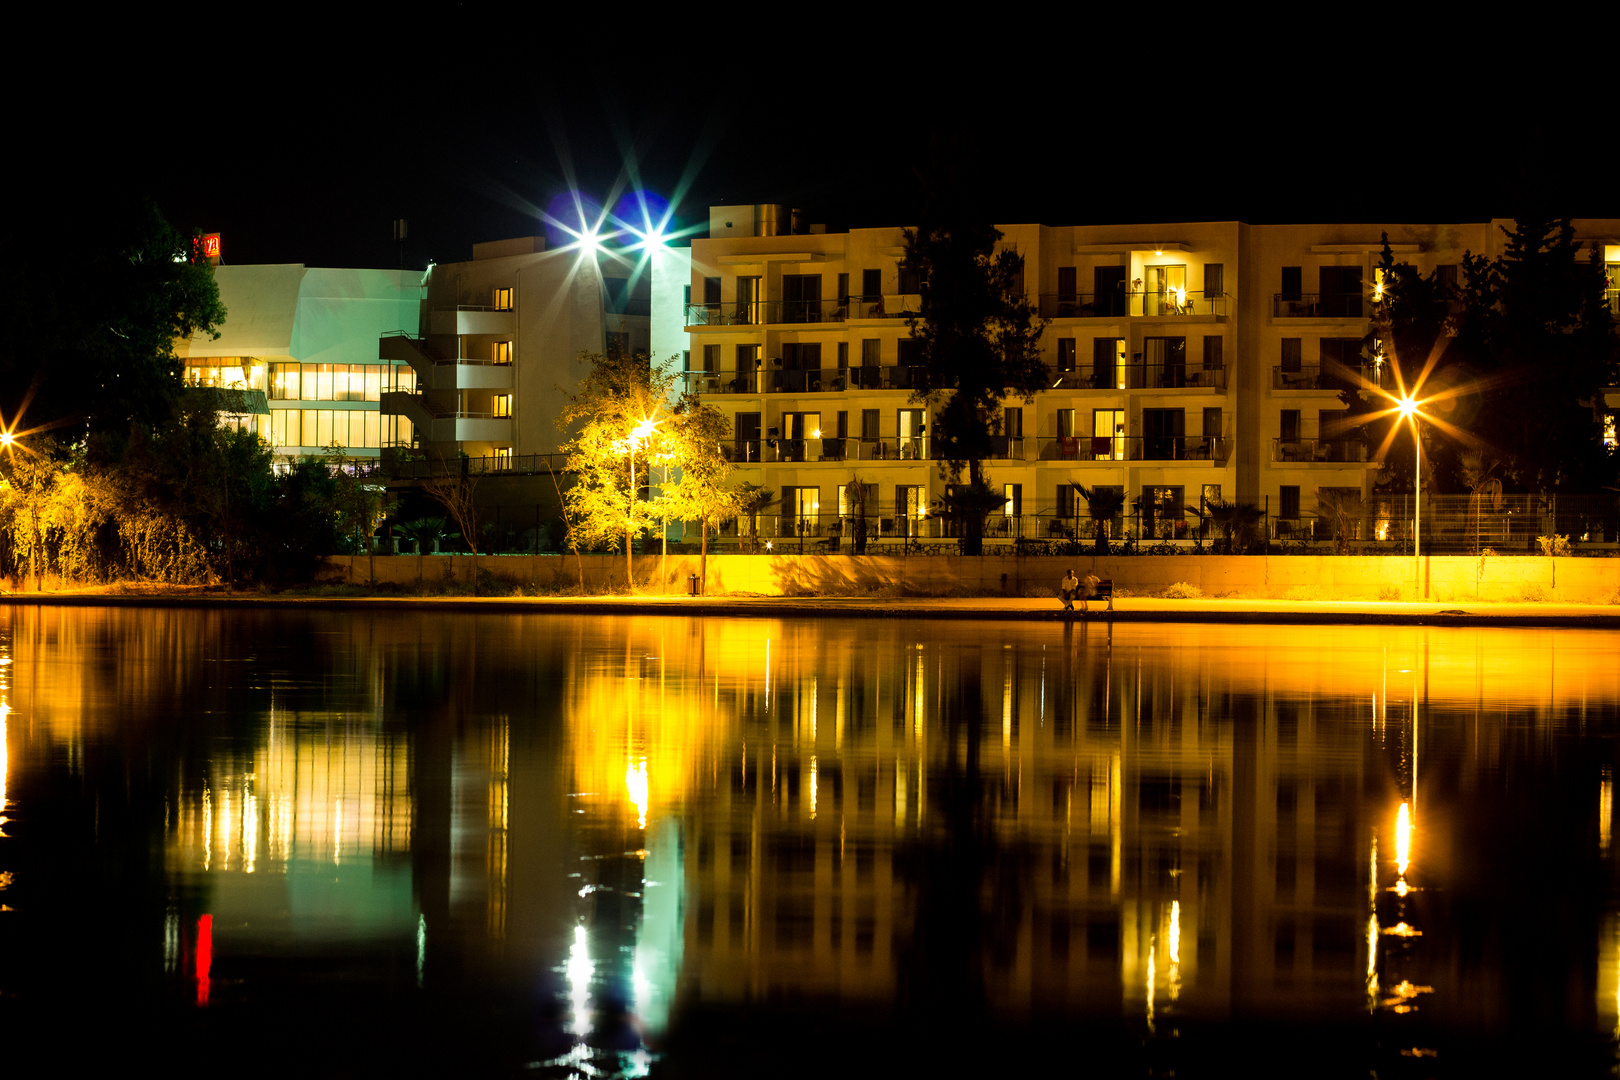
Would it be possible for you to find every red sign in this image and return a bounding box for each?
[201,233,221,260]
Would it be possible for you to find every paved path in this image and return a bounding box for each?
[6,590,1620,627]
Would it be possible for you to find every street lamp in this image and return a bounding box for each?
[1397,396,1422,590]
[625,415,658,589]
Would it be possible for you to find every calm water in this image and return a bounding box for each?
[1,606,1618,1077]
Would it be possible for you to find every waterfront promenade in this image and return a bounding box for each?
[4,589,1619,627]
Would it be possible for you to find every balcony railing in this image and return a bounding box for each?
[1037,435,1226,462]
[1272,292,1366,318]
[681,366,928,395]
[684,295,921,327]
[1048,363,1227,391]
[1038,292,1230,319]
[1272,365,1363,391]
[1272,438,1369,463]
[723,436,933,464]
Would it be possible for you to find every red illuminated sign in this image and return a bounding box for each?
[201,234,221,260]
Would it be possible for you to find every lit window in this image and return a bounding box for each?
[492,287,514,311]
[1606,413,1617,449]
[492,341,512,365]
[492,395,513,418]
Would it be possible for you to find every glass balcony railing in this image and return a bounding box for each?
[1047,364,1227,391]
[722,437,932,464]
[683,295,920,327]
[1271,365,1365,391]
[1272,438,1368,463]
[1272,292,1366,318]
[680,367,928,395]
[1036,435,1226,462]
[1038,292,1230,318]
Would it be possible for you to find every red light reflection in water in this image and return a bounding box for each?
[196,915,212,1006]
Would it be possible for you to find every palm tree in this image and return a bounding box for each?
[1203,499,1264,554]
[1459,451,1503,554]
[1077,485,1126,555]
[735,484,778,553]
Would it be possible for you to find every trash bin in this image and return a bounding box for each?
[688,574,700,596]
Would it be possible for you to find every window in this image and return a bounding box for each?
[682,350,691,373]
[1143,336,1187,388]
[1203,336,1224,369]
[861,409,881,440]
[1281,409,1301,442]
[703,344,720,372]
[1145,264,1187,315]
[703,277,721,305]
[1003,484,1022,517]
[1143,408,1185,459]
[1281,267,1302,302]
[782,274,822,323]
[1092,337,1123,389]
[1204,263,1224,298]
[492,341,512,365]
[1056,484,1077,520]
[1281,338,1302,373]
[1092,409,1124,460]
[861,339,880,366]
[734,412,761,462]
[1201,484,1222,512]
[1319,267,1363,317]
[862,268,881,297]
[1057,338,1076,372]
[1318,337,1360,386]
[493,446,512,468]
[1279,485,1301,520]
[1094,266,1126,317]
[897,409,925,458]
[1144,486,1185,539]
[837,273,849,303]
[1057,267,1077,301]
[1203,407,1222,437]
[899,264,923,294]
[736,344,759,390]
[269,363,299,400]
[837,342,849,370]
[896,486,925,533]
[783,486,821,534]
[492,287,513,311]
[735,276,761,324]
[1056,408,1077,437]
[1003,407,1023,438]
[493,395,512,418]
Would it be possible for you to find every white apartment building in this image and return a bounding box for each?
[686,206,1620,545]
[177,264,422,466]
[379,235,691,465]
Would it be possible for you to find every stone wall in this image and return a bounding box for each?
[318,553,1620,603]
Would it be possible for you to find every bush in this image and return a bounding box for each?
[1536,535,1572,556]
[1378,585,1402,601]
[1162,581,1203,599]
[1515,584,1548,602]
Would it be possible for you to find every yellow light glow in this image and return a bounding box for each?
[1395,801,1410,876]
[0,703,8,836]
[1397,396,1418,420]
[1169,900,1181,965]
[1603,772,1613,853]
[626,758,649,830]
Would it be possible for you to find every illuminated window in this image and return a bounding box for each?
[492,287,513,311]
[492,341,512,365]
[493,446,513,467]
[1605,413,1616,449]
[492,395,512,418]
[1003,483,1021,517]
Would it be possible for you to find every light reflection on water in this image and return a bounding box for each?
[0,607,1618,1074]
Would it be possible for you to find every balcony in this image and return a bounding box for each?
[1272,293,1366,319]
[429,306,516,335]
[723,436,933,464]
[683,295,921,327]
[1037,435,1227,462]
[1272,438,1368,463]
[1038,292,1229,319]
[1272,365,1365,392]
[1047,364,1227,391]
[681,366,928,395]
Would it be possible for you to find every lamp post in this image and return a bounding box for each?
[1398,397,1422,595]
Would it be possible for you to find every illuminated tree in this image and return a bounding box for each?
[657,401,740,594]
[559,351,679,589]
[903,222,1046,555]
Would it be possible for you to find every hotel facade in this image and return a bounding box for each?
[683,206,1620,545]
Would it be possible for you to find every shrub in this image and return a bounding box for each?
[1536,535,1571,556]
[1516,584,1547,602]
[1162,581,1203,599]
[1378,585,1402,601]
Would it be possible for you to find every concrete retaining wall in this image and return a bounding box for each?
[319,553,1620,604]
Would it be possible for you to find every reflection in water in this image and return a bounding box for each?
[0,608,1619,1073]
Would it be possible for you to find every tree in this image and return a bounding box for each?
[0,196,226,442]
[1203,499,1265,555]
[734,484,778,554]
[903,223,1046,555]
[418,452,481,554]
[1359,222,1619,497]
[658,401,740,595]
[558,352,679,589]
[1077,485,1126,556]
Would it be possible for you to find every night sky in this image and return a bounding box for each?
[21,31,1612,270]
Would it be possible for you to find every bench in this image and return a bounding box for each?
[1088,577,1114,610]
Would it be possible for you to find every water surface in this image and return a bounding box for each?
[0,606,1616,1077]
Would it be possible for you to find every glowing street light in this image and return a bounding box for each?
[1397,395,1424,580]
